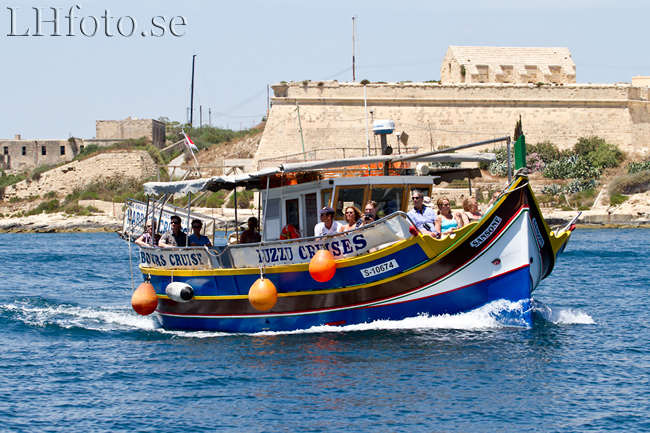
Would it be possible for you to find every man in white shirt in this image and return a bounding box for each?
[314,206,341,236]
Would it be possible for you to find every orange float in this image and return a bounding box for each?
[131,281,158,316]
[309,249,336,282]
[248,277,278,311]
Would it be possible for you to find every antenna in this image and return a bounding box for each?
[352,16,356,83]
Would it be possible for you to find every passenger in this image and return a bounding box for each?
[461,197,483,225]
[435,197,464,235]
[189,219,212,247]
[407,190,438,236]
[485,191,500,212]
[314,206,341,236]
[240,217,262,244]
[134,220,160,247]
[338,206,363,232]
[159,215,188,248]
[365,200,378,220]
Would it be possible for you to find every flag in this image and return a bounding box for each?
[183,131,199,152]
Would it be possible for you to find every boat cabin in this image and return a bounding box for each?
[262,174,436,241]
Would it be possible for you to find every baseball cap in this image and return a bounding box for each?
[319,206,335,215]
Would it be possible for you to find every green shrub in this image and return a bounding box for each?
[528,141,560,163]
[542,155,601,180]
[574,135,624,169]
[627,160,650,174]
[609,170,650,195]
[44,191,57,198]
[609,192,628,207]
[9,197,22,203]
[25,199,60,216]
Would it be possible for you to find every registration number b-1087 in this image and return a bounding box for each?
[361,259,399,278]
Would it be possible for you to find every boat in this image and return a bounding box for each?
[122,135,579,332]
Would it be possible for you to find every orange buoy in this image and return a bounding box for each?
[248,278,278,311]
[131,281,158,316]
[309,249,336,282]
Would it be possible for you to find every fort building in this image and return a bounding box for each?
[1,117,165,173]
[441,46,576,84]
[256,48,649,166]
[91,117,166,149]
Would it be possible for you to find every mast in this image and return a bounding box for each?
[190,54,196,126]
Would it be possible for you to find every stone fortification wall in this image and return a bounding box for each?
[255,81,650,165]
[1,138,81,173]
[96,118,165,149]
[3,150,157,200]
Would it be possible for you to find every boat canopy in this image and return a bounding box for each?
[143,152,496,196]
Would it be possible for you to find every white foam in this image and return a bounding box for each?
[531,300,595,325]
[2,301,158,331]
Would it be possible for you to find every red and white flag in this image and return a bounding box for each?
[183,131,199,152]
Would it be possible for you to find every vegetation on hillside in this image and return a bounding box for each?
[158,117,264,151]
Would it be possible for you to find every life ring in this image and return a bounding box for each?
[280,224,300,240]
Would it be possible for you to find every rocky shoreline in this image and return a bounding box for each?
[2,207,650,234]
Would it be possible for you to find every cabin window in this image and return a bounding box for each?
[304,193,318,238]
[41,146,46,156]
[320,188,332,209]
[22,146,26,156]
[60,146,65,155]
[369,186,404,217]
[334,186,366,219]
[285,199,300,233]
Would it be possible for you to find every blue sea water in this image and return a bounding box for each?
[0,229,649,432]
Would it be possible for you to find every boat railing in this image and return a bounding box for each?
[137,212,416,270]
[122,198,232,245]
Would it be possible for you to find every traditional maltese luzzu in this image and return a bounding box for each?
[122,134,579,332]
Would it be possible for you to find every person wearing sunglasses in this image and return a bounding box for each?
[189,219,212,247]
[338,206,363,233]
[159,215,188,248]
[407,189,438,237]
[134,220,160,247]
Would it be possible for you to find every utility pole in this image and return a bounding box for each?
[190,54,196,127]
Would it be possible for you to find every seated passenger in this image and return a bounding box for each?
[461,197,483,225]
[434,197,464,235]
[159,215,188,248]
[135,220,160,247]
[189,219,212,247]
[314,206,340,236]
[365,200,378,220]
[240,217,262,244]
[338,206,363,232]
[407,190,438,236]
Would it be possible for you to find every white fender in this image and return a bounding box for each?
[165,282,194,303]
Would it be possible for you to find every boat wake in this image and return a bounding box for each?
[0,298,158,332]
[531,299,595,325]
[0,297,594,337]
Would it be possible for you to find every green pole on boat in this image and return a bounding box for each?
[514,134,526,170]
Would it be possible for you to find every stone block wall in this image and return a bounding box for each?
[255,81,650,166]
[3,150,157,200]
[1,138,81,172]
[96,118,165,149]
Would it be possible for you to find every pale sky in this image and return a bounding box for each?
[2,0,649,139]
